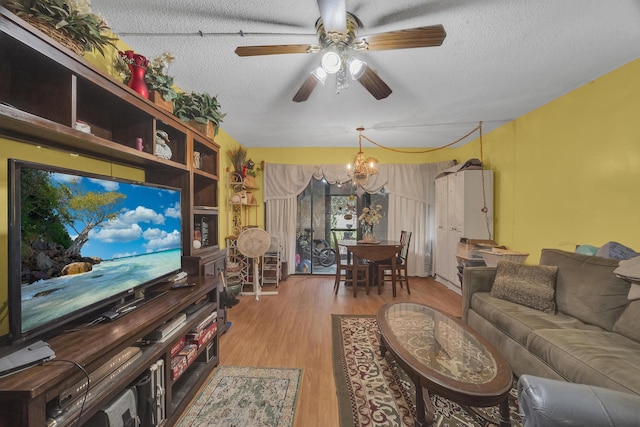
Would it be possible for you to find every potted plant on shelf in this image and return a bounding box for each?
[145,52,178,111]
[4,0,117,56]
[243,158,261,188]
[173,91,225,138]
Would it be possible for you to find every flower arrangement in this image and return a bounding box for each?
[359,204,383,226]
[5,0,117,56]
[145,52,178,101]
[115,51,178,102]
[118,50,149,68]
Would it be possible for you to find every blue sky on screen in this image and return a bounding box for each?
[51,172,181,261]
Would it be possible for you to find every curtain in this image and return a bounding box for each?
[263,164,316,275]
[263,161,454,275]
[384,162,454,276]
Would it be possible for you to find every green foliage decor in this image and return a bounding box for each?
[5,0,117,56]
[145,52,178,101]
[173,91,226,135]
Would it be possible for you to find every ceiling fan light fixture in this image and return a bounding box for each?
[347,57,367,80]
[321,50,342,74]
[311,66,327,85]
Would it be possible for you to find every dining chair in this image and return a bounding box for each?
[377,230,412,295]
[332,231,369,295]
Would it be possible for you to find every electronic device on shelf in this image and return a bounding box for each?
[171,271,189,282]
[4,160,184,345]
[170,282,196,289]
[46,347,142,423]
[0,340,55,378]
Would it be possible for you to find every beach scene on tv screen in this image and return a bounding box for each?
[19,167,182,333]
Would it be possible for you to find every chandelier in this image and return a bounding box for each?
[347,127,378,186]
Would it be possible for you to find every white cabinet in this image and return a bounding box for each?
[434,169,494,291]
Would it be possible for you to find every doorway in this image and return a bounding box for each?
[295,178,388,275]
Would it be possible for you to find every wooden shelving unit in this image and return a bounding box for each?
[226,171,260,292]
[0,8,223,426]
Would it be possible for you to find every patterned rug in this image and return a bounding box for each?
[332,315,523,427]
[176,366,302,427]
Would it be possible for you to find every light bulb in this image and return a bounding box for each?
[321,51,342,74]
[347,57,367,80]
[310,67,327,85]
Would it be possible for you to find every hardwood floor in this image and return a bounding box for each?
[214,275,462,427]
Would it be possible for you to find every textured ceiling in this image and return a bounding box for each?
[91,0,640,149]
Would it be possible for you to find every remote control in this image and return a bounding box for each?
[170,282,196,289]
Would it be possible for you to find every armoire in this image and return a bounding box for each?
[434,169,494,293]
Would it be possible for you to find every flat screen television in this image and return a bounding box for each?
[5,159,183,344]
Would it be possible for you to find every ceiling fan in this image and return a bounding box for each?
[235,0,447,102]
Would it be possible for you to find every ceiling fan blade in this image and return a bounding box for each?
[293,75,319,102]
[355,25,446,51]
[317,0,346,33]
[357,68,392,100]
[235,44,316,56]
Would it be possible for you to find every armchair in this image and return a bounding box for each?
[517,374,640,427]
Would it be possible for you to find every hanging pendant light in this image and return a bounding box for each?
[347,127,378,186]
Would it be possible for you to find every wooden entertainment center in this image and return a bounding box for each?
[0,8,225,426]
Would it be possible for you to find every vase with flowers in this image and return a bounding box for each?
[358,203,383,242]
[117,50,149,99]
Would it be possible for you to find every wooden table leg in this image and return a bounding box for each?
[352,253,358,297]
[391,255,397,297]
[499,396,512,427]
[413,376,435,427]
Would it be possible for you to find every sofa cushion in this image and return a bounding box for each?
[540,249,630,330]
[613,300,640,343]
[527,328,640,395]
[471,292,602,347]
[490,261,558,313]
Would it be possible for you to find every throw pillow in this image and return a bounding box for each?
[490,260,559,313]
[613,299,640,342]
[540,249,631,330]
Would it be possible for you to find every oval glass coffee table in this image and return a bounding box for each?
[377,302,513,426]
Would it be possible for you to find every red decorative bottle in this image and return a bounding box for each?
[128,64,149,99]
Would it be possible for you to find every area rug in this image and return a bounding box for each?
[176,366,302,427]
[332,315,523,427]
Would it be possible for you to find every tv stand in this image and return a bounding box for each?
[0,273,221,427]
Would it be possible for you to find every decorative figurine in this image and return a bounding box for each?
[154,130,172,160]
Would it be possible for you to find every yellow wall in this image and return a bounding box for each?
[470,57,640,261]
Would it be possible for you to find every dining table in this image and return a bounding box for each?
[338,239,403,297]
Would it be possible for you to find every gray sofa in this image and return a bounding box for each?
[462,248,640,396]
